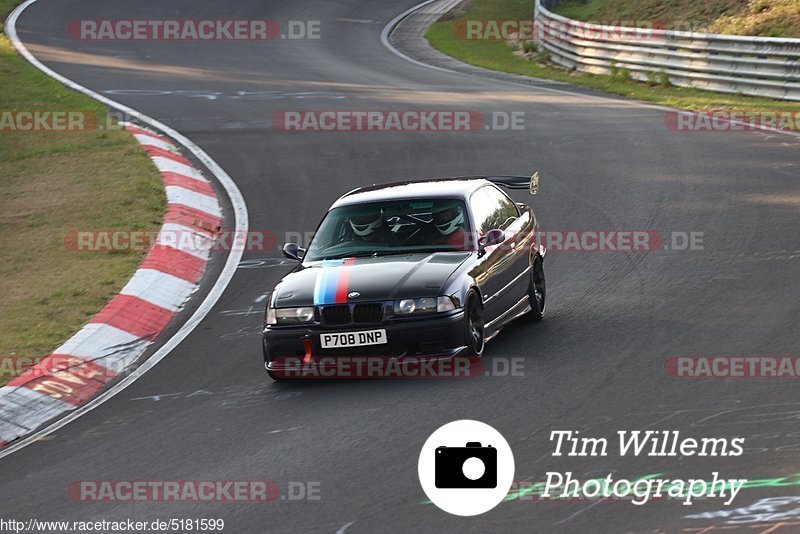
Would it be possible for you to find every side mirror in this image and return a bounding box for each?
[479,229,506,250]
[530,172,540,196]
[282,243,305,261]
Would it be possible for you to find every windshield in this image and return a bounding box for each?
[305,199,474,261]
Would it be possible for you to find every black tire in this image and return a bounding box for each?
[528,254,546,322]
[464,291,485,357]
[264,351,287,381]
[267,369,285,381]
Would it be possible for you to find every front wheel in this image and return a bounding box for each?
[464,291,485,357]
[267,369,286,381]
[528,254,546,322]
[264,347,288,381]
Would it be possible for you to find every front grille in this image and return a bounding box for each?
[353,304,383,324]
[322,305,351,325]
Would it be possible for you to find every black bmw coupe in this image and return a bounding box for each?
[262,175,545,379]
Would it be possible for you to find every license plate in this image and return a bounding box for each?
[320,329,387,349]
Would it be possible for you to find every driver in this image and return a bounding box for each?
[431,200,471,250]
[348,205,392,244]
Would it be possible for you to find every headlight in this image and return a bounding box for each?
[436,296,457,312]
[266,306,315,325]
[418,297,437,312]
[394,296,457,315]
[396,299,416,314]
[265,306,277,325]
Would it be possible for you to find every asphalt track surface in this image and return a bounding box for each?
[3,0,800,532]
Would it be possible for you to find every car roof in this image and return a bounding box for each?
[330,178,494,209]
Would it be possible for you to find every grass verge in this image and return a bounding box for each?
[426,0,800,117]
[0,0,166,384]
[555,0,800,38]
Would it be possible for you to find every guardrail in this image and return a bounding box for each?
[534,0,800,101]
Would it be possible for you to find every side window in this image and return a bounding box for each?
[471,186,519,234]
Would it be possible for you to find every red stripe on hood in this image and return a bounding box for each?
[334,258,356,303]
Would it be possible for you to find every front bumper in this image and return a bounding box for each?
[263,310,467,377]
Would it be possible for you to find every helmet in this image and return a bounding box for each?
[432,201,465,236]
[349,206,383,237]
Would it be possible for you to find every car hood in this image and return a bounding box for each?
[273,252,471,307]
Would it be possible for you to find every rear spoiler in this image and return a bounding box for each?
[489,173,540,195]
[347,173,541,200]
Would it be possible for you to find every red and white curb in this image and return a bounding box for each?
[0,124,221,448]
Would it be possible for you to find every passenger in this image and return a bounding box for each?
[430,201,471,250]
[348,206,393,244]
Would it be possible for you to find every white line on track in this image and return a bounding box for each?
[1,0,249,459]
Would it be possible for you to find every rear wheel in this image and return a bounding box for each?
[528,254,546,322]
[464,291,485,357]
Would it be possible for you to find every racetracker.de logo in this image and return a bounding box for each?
[268,356,525,379]
[67,19,320,40]
[453,18,668,42]
[67,480,321,501]
[0,111,106,131]
[64,229,277,253]
[271,110,525,132]
[664,111,800,132]
[537,231,662,252]
[666,356,800,378]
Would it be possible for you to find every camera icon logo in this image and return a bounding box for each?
[435,442,497,489]
[419,420,514,516]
